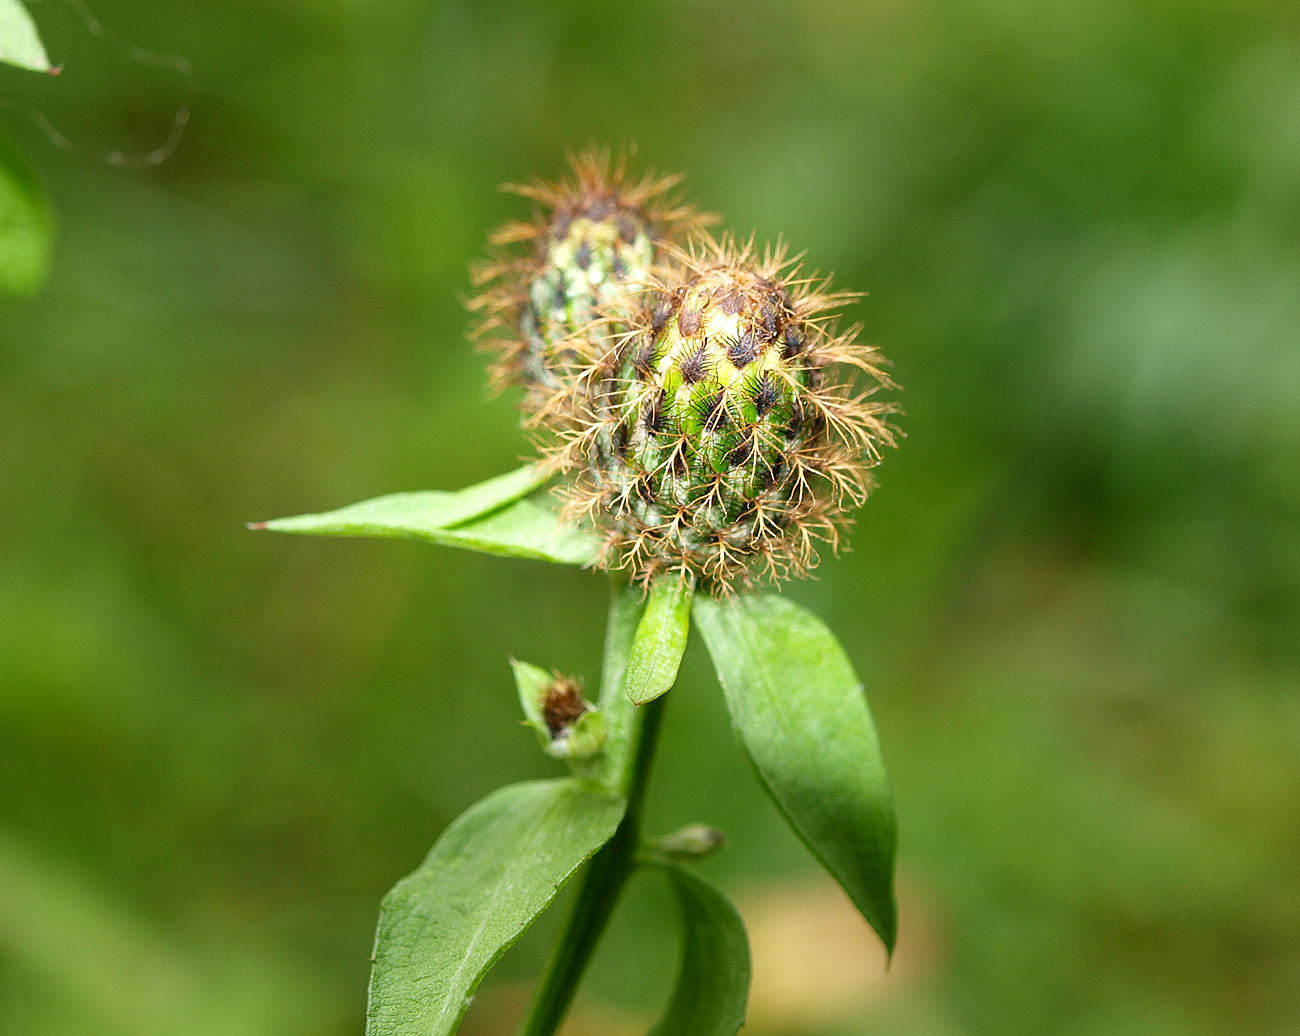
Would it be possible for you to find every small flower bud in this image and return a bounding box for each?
[653,823,728,860]
[511,659,606,762]
[469,149,710,420]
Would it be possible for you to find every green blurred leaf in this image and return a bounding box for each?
[255,469,601,565]
[255,464,546,535]
[0,133,52,296]
[693,593,898,953]
[647,863,750,1036]
[0,831,329,1036]
[0,0,52,73]
[623,577,693,705]
[366,778,625,1036]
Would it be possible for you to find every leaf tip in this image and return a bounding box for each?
[247,521,268,531]
[876,907,899,962]
[48,63,62,76]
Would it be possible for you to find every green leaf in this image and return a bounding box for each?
[253,467,601,566]
[254,464,545,535]
[693,593,898,953]
[0,133,52,296]
[366,778,625,1036]
[647,864,750,1036]
[623,577,693,705]
[413,497,599,564]
[0,0,53,73]
[593,584,649,792]
[512,658,555,742]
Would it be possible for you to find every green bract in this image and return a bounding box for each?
[519,203,654,390]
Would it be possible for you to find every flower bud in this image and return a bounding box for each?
[511,659,606,762]
[469,149,709,419]
[561,235,899,591]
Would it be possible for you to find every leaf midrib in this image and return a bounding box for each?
[432,787,574,1030]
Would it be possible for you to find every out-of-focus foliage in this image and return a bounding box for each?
[0,1,1296,1034]
[0,0,53,74]
[0,132,50,294]
[647,863,751,1036]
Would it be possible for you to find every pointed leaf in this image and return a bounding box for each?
[0,133,52,296]
[512,658,554,742]
[693,593,898,952]
[647,864,750,1036]
[426,497,599,564]
[366,778,625,1036]
[255,464,546,536]
[0,0,52,73]
[623,577,693,705]
[255,480,600,566]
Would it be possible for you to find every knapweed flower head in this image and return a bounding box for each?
[556,234,899,593]
[468,148,710,419]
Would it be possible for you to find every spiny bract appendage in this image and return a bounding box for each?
[562,236,900,593]
[468,149,709,419]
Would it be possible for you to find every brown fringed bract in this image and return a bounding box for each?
[467,148,712,423]
[553,233,901,594]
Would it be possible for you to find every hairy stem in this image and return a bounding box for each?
[517,585,669,1036]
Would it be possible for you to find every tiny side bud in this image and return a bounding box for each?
[653,823,728,860]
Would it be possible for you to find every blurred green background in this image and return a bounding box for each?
[2,0,1298,1033]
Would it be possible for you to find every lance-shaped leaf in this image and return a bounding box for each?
[623,577,693,705]
[253,467,600,566]
[647,863,750,1036]
[366,778,625,1036]
[693,593,898,953]
[0,0,53,73]
[254,465,545,536]
[410,497,599,564]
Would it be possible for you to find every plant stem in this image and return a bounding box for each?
[518,661,668,1036]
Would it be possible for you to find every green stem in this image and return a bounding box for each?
[518,586,668,1036]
